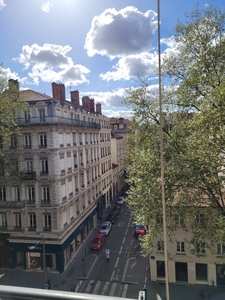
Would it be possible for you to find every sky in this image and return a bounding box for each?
[0,0,224,119]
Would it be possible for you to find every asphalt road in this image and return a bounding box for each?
[76,202,149,299]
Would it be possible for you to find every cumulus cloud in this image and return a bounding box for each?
[85,6,158,58]
[100,52,158,81]
[14,43,90,86]
[42,2,52,13]
[0,0,6,10]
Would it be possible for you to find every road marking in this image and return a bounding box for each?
[110,270,115,281]
[102,281,110,295]
[92,281,101,294]
[121,284,129,298]
[122,237,125,244]
[115,257,119,268]
[74,280,83,292]
[109,282,117,295]
[119,246,123,254]
[125,229,128,235]
[85,279,94,293]
[118,221,125,227]
[131,261,137,269]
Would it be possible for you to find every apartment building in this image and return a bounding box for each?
[150,224,225,286]
[0,80,112,273]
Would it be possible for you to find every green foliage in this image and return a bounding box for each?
[124,5,225,256]
[0,64,27,184]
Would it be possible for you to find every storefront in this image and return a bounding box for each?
[9,208,97,273]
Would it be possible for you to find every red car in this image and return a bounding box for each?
[91,233,105,250]
[134,223,147,238]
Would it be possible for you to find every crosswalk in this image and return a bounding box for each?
[74,279,129,297]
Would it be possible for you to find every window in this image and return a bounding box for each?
[0,187,6,202]
[24,134,32,149]
[39,109,46,122]
[27,186,35,202]
[29,214,36,229]
[10,159,19,173]
[196,213,204,224]
[156,214,163,224]
[42,186,50,202]
[0,213,7,227]
[196,242,206,255]
[157,241,164,251]
[25,111,30,123]
[39,134,47,148]
[10,135,17,149]
[196,263,207,281]
[41,159,48,174]
[177,241,185,253]
[14,213,22,228]
[217,244,225,255]
[26,160,33,173]
[12,187,20,201]
[43,214,51,230]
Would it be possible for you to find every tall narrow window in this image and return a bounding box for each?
[0,187,6,202]
[39,109,46,122]
[42,186,50,203]
[24,135,32,149]
[26,160,33,173]
[41,159,48,174]
[10,135,17,149]
[25,111,30,124]
[15,213,22,228]
[39,134,47,148]
[27,186,35,202]
[0,213,7,227]
[43,214,51,230]
[12,187,20,201]
[29,214,36,229]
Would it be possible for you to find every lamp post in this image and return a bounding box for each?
[28,235,47,287]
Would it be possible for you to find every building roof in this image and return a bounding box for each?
[20,89,54,101]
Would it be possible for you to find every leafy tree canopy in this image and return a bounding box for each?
[124,5,225,256]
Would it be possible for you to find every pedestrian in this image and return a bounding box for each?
[105,247,110,262]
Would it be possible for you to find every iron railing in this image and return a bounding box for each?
[0,285,135,300]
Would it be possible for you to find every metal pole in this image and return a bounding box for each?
[157,0,170,300]
[41,235,47,286]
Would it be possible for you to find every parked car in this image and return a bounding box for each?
[91,233,105,250]
[99,221,112,236]
[134,223,147,238]
[117,196,124,205]
[112,205,121,216]
[106,212,117,224]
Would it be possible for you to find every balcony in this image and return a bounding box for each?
[0,200,25,209]
[23,172,36,180]
[15,116,101,130]
[40,171,48,176]
[41,200,50,205]
[26,199,36,205]
[39,144,47,149]
[23,145,32,149]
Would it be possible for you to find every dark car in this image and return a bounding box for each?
[91,233,105,250]
[112,205,121,216]
[134,223,147,238]
[106,212,117,224]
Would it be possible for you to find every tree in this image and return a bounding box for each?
[0,64,26,183]
[124,5,225,256]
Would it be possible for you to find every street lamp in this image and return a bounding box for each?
[28,235,47,287]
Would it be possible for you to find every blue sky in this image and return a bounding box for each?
[0,0,224,118]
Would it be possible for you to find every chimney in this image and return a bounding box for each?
[52,82,65,103]
[82,96,91,111]
[90,98,95,112]
[8,79,19,100]
[96,103,102,114]
[70,90,80,106]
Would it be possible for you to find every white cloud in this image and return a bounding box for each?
[0,0,6,10]
[100,51,158,81]
[85,6,158,58]
[14,43,90,86]
[42,2,52,13]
